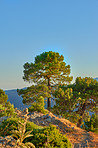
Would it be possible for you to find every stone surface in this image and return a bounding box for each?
[28,111,98,148]
[0,136,19,148]
[0,116,8,124]
[0,109,98,148]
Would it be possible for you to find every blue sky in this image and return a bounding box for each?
[0,0,98,90]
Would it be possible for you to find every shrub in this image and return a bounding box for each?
[26,125,72,148]
[0,89,15,117]
[0,113,72,147]
[0,117,22,136]
[28,96,48,114]
[83,114,98,134]
[0,89,8,104]
[11,108,35,148]
[0,117,40,137]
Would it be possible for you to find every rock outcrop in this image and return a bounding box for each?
[0,136,18,148]
[0,109,98,148]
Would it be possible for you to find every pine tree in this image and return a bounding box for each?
[18,51,73,109]
[0,89,15,117]
[53,77,98,127]
[0,89,8,104]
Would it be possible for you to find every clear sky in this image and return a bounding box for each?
[0,0,98,90]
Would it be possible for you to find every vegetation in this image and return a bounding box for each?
[53,77,98,127]
[0,109,71,148]
[0,51,98,147]
[83,114,98,134]
[52,88,76,123]
[0,116,40,137]
[11,108,35,148]
[0,89,8,104]
[28,96,48,114]
[26,125,72,148]
[18,51,73,109]
[0,89,15,117]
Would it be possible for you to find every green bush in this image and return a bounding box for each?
[0,102,15,117]
[83,114,98,134]
[0,117,22,136]
[0,89,8,104]
[0,117,72,148]
[11,108,35,148]
[28,96,48,114]
[26,125,72,148]
[0,117,40,137]
[0,89,15,117]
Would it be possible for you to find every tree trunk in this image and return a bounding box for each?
[48,98,51,108]
[77,103,86,127]
[77,117,83,127]
[47,77,51,109]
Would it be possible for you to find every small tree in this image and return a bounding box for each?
[28,96,48,114]
[0,89,15,117]
[72,77,98,127]
[84,113,98,133]
[18,51,73,109]
[0,89,8,104]
[53,88,74,116]
[53,77,98,127]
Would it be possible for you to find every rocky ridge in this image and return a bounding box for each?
[0,136,18,148]
[17,109,98,148]
[0,109,98,148]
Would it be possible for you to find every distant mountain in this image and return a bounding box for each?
[5,89,30,110]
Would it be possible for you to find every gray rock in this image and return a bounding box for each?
[45,118,51,122]
[74,143,81,148]
[0,116,8,124]
[0,136,17,147]
[51,117,55,121]
[41,114,49,119]
[40,114,51,119]
[39,121,45,125]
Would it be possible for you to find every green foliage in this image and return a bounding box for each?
[0,104,5,117]
[53,77,98,127]
[0,115,72,147]
[72,77,98,127]
[0,116,40,137]
[26,125,72,148]
[18,51,73,108]
[23,51,72,84]
[28,96,48,114]
[53,88,74,115]
[52,87,79,123]
[0,89,8,104]
[83,114,98,134]
[0,117,23,136]
[18,84,51,104]
[0,89,15,117]
[11,108,35,148]
[0,102,15,117]
[26,121,42,133]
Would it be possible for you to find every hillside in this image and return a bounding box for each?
[15,109,98,148]
[46,112,98,148]
[1,85,98,148]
